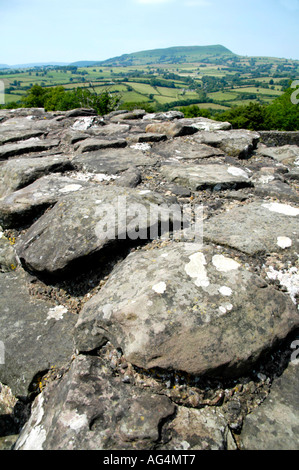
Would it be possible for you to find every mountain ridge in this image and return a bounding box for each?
[71,45,235,67]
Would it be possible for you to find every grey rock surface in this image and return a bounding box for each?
[160,163,252,190]
[14,354,175,450]
[204,201,299,255]
[0,174,94,229]
[0,155,74,198]
[0,107,298,450]
[0,270,76,397]
[15,186,177,276]
[151,138,225,160]
[75,243,298,377]
[240,363,299,450]
[73,148,158,174]
[0,139,60,160]
[194,129,260,158]
[256,144,299,166]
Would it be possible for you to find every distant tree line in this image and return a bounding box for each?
[0,84,120,115]
[179,87,299,131]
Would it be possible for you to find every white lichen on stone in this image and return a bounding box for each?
[219,286,233,297]
[60,410,88,431]
[102,304,114,320]
[93,173,118,182]
[47,305,68,321]
[227,166,249,178]
[185,252,210,287]
[262,202,299,217]
[212,255,240,272]
[152,281,167,294]
[130,143,151,151]
[277,236,292,249]
[266,265,299,305]
[59,184,82,193]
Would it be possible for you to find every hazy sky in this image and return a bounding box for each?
[1,0,299,64]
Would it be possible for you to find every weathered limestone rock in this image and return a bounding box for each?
[160,163,252,191]
[73,148,157,174]
[14,355,175,450]
[0,270,76,397]
[70,116,103,131]
[64,108,97,118]
[90,122,131,136]
[145,121,199,138]
[0,129,45,146]
[0,175,94,229]
[75,243,298,377]
[0,108,298,449]
[194,129,260,158]
[15,186,178,276]
[151,138,225,160]
[163,406,237,450]
[184,117,232,132]
[0,138,60,160]
[143,111,184,121]
[126,133,168,144]
[110,109,146,122]
[254,180,299,203]
[114,167,142,188]
[204,201,299,255]
[256,144,299,166]
[0,155,74,198]
[74,137,127,153]
[0,229,18,272]
[240,363,299,450]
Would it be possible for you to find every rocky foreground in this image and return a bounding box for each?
[0,107,298,450]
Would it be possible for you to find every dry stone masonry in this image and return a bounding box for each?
[0,107,298,450]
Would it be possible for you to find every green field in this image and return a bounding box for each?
[1,46,298,113]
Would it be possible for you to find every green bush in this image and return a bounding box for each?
[179,105,211,118]
[215,87,299,131]
[20,85,120,115]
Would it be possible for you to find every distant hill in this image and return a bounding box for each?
[69,45,236,68]
[0,62,70,70]
[95,45,235,66]
[70,61,101,67]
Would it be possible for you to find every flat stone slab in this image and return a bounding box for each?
[143,111,184,121]
[257,144,299,166]
[73,148,158,175]
[0,129,45,146]
[74,138,127,153]
[151,139,225,160]
[254,180,299,203]
[145,121,199,138]
[0,138,60,160]
[0,116,61,134]
[194,129,260,158]
[14,354,175,450]
[0,155,74,198]
[0,175,94,229]
[89,123,131,136]
[15,186,177,276]
[204,201,299,255]
[75,243,298,377]
[160,163,252,190]
[186,117,232,132]
[240,363,299,450]
[164,406,236,450]
[0,270,76,397]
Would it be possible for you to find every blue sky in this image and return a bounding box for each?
[1,0,299,64]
